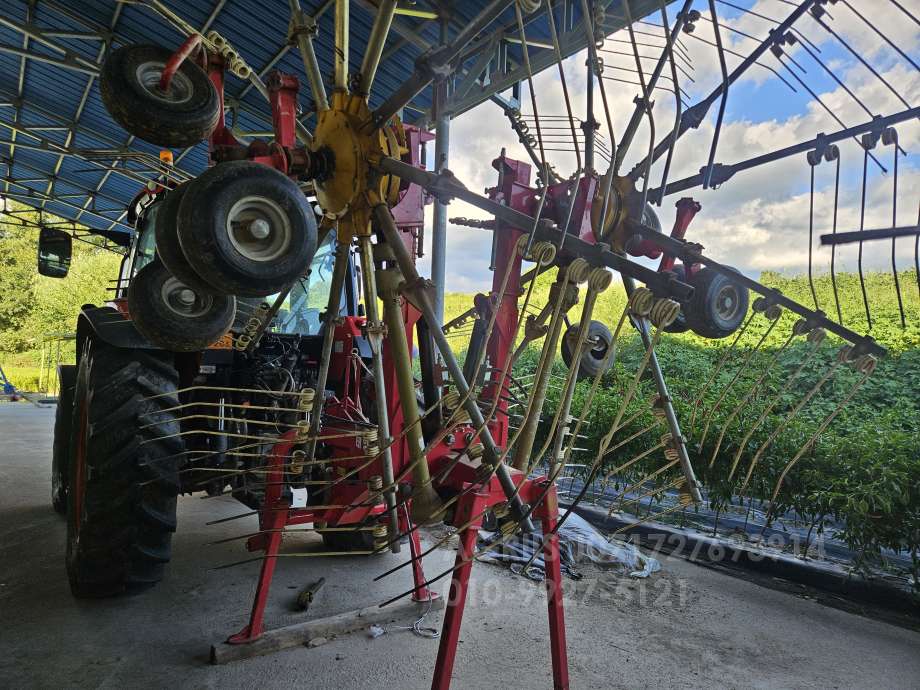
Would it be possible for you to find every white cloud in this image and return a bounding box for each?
[426,1,918,301]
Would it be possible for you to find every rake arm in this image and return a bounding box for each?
[375,155,694,301]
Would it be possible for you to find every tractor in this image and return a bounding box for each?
[48,40,443,598]
[50,196,370,596]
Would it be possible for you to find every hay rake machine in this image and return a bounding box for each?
[43,0,918,687]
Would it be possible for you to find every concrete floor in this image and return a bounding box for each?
[1,403,919,689]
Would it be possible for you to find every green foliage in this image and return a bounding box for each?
[446,267,920,585]
[0,204,120,365]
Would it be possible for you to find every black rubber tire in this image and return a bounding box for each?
[100,44,220,148]
[561,320,614,380]
[66,339,185,598]
[154,183,217,294]
[685,266,750,339]
[177,162,318,297]
[664,264,691,334]
[52,364,77,515]
[129,259,236,352]
[320,528,378,552]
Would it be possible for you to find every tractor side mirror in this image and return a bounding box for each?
[37,227,72,278]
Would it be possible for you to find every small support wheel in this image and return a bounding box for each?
[128,259,236,352]
[685,266,749,339]
[561,320,614,380]
[154,183,218,294]
[100,44,220,148]
[177,162,318,297]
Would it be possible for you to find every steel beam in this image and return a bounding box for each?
[646,105,920,201]
[431,20,450,323]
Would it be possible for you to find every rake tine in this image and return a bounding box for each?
[885,128,906,328]
[828,147,844,324]
[807,153,819,311]
[857,136,874,331]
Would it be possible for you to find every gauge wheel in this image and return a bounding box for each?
[128,259,236,352]
[177,162,318,297]
[685,266,750,339]
[561,320,614,380]
[100,44,220,148]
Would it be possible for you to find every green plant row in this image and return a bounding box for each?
[448,269,920,590]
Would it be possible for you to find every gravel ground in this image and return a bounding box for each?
[2,403,919,689]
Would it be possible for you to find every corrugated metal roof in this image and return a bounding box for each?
[0,0,663,239]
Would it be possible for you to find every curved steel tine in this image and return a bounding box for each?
[915,203,920,299]
[513,0,552,254]
[807,154,819,311]
[808,6,912,116]
[885,129,907,327]
[857,137,873,330]
[829,150,844,324]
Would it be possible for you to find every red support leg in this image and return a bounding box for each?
[539,489,570,690]
[401,506,438,603]
[227,433,295,644]
[227,509,286,644]
[431,491,488,690]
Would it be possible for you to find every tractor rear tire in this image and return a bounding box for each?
[66,339,185,598]
[177,162,318,297]
[51,364,77,515]
[100,44,220,148]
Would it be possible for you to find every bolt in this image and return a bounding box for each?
[249,218,271,239]
[177,288,196,305]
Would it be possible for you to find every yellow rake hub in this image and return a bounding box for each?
[590,172,637,251]
[310,90,406,239]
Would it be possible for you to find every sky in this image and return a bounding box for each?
[415,0,920,294]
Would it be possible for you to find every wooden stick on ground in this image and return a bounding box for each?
[210,597,445,664]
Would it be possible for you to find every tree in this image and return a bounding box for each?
[0,203,121,357]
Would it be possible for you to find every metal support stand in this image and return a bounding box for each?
[227,433,291,645]
[431,476,569,690]
[431,21,450,323]
[223,430,432,647]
